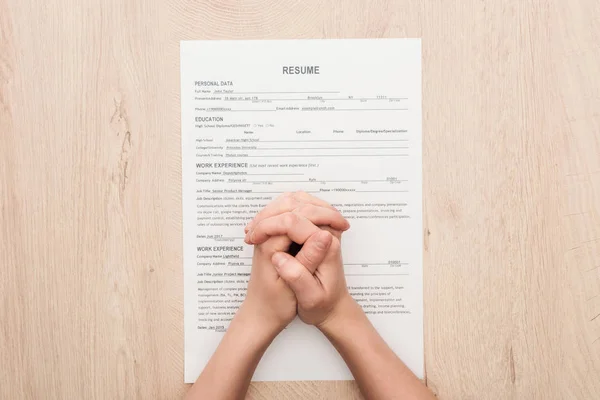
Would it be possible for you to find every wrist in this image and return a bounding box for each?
[317,294,365,336]
[236,300,286,343]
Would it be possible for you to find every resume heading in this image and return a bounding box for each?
[283,66,320,75]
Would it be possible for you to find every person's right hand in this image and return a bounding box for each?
[246,194,353,328]
[246,192,437,400]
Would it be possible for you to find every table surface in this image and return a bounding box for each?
[1,0,600,399]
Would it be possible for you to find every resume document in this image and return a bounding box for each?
[181,39,423,382]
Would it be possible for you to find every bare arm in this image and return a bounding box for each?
[319,296,434,400]
[187,193,350,400]
[185,304,279,400]
[246,192,434,400]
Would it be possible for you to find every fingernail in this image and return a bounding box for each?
[272,252,286,268]
[244,231,251,244]
[315,230,332,249]
[244,220,254,233]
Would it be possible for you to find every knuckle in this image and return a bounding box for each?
[282,196,296,210]
[287,268,303,283]
[293,203,314,219]
[251,219,264,234]
[271,235,291,249]
[299,203,315,214]
[300,247,317,265]
[282,212,298,228]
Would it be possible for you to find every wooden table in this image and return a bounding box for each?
[1,0,599,398]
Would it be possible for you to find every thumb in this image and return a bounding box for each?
[272,252,321,304]
[295,230,332,274]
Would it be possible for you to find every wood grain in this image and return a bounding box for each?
[1,0,599,398]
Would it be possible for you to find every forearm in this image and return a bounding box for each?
[319,296,434,400]
[186,303,280,400]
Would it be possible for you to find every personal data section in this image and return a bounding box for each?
[182,39,422,382]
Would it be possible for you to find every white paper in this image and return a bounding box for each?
[182,39,422,383]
